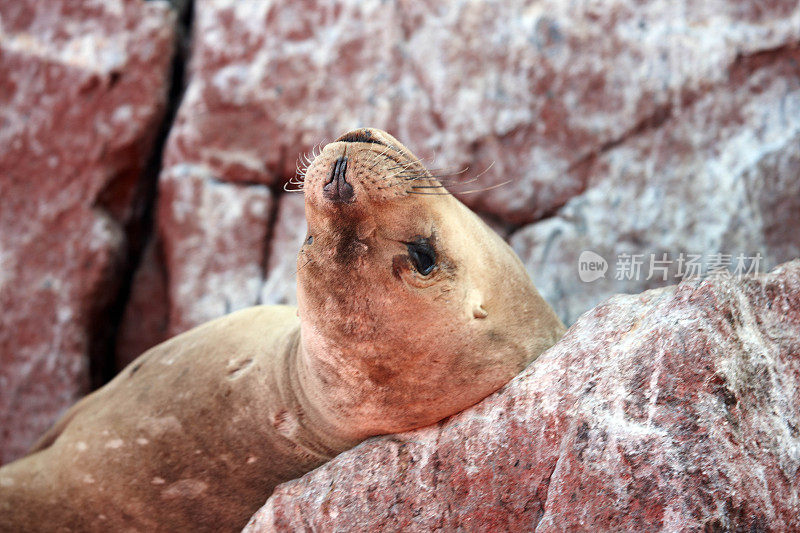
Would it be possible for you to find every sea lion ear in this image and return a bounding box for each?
[473,304,488,319]
[467,288,488,319]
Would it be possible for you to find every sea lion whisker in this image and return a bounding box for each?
[381,178,442,190]
[380,169,415,184]
[454,178,512,195]
[434,175,479,186]
[295,259,313,273]
[420,165,470,177]
[382,169,420,183]
[424,161,496,188]
[393,173,468,184]
[389,173,434,181]
[406,190,451,195]
[283,181,304,193]
[385,159,420,170]
[382,160,422,179]
[377,177,432,190]
[425,148,437,165]
[427,173,471,180]
[367,145,393,166]
[290,168,306,182]
[466,160,495,181]
[310,139,326,159]
[366,144,408,173]
[396,169,470,182]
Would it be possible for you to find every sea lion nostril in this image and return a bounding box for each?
[336,129,385,145]
[323,156,354,203]
[326,156,347,186]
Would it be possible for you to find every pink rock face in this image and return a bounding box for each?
[511,47,800,325]
[246,261,800,532]
[116,181,296,366]
[259,192,307,307]
[0,0,175,464]
[160,0,800,224]
[158,165,274,336]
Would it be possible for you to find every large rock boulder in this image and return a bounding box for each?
[0,0,176,464]
[145,0,800,224]
[245,260,800,532]
[511,44,800,325]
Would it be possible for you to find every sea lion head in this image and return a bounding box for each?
[296,128,564,437]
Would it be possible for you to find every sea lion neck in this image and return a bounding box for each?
[281,331,363,452]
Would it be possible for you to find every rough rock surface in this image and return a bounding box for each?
[511,44,800,325]
[246,261,800,532]
[115,238,169,369]
[259,192,306,307]
[0,0,175,463]
[157,165,273,336]
[160,0,800,223]
[117,186,302,369]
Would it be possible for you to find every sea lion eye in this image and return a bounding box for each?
[406,239,436,275]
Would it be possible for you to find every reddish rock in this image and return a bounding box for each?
[259,192,306,306]
[246,261,800,532]
[163,0,800,223]
[511,50,800,325]
[157,165,273,336]
[0,0,175,464]
[116,174,280,360]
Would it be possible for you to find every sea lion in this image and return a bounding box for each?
[0,128,565,532]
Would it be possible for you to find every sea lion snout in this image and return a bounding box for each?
[306,129,421,207]
[335,128,386,146]
[322,156,354,203]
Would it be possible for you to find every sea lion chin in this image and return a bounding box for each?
[0,128,565,532]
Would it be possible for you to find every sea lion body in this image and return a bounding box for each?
[0,307,327,531]
[0,129,565,531]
